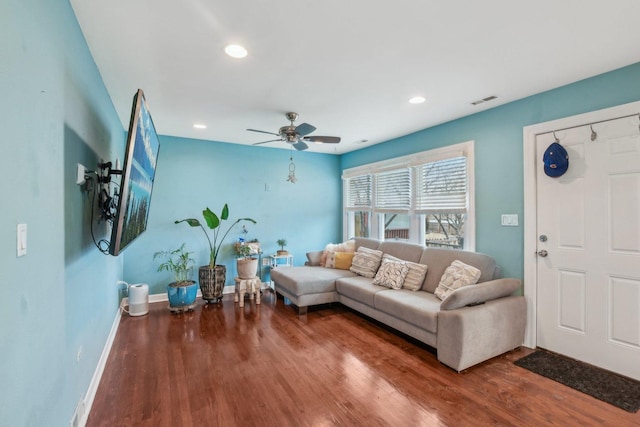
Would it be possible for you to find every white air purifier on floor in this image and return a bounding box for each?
[128,283,149,316]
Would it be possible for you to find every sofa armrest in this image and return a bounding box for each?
[440,278,521,310]
[305,250,324,266]
[437,296,526,371]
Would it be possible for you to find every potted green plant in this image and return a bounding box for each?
[277,238,288,255]
[153,243,198,312]
[176,204,256,303]
[236,243,259,279]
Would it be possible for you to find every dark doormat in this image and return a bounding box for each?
[515,350,640,413]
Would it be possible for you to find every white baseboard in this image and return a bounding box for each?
[76,305,122,427]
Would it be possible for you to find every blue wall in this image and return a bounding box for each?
[122,136,342,295]
[342,62,640,280]
[1,1,124,426]
[2,0,640,424]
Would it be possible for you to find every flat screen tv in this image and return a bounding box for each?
[109,89,160,256]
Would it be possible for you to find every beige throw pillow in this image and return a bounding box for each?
[372,259,409,289]
[434,260,481,300]
[383,254,428,291]
[349,246,383,278]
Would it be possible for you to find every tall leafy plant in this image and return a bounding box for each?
[175,204,256,268]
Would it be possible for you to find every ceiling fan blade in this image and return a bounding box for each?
[247,128,280,137]
[295,123,316,137]
[293,141,309,151]
[252,139,282,146]
[302,136,341,144]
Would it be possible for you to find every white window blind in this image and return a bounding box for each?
[415,156,467,213]
[374,168,411,212]
[345,174,372,210]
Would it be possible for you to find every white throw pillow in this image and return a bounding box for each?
[349,246,383,278]
[434,260,481,300]
[372,259,409,289]
[321,240,356,267]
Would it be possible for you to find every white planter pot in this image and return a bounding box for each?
[237,257,259,279]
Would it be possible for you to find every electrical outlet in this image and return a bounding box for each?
[70,399,85,427]
[262,257,270,266]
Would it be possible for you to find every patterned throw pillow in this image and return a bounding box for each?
[434,260,482,300]
[325,251,337,268]
[349,246,383,278]
[372,259,409,289]
[402,262,428,291]
[382,254,428,291]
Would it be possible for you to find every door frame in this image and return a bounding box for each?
[522,100,640,348]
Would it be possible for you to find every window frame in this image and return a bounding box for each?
[342,141,475,250]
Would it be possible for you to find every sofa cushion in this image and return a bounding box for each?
[420,248,497,293]
[271,266,355,296]
[306,250,323,266]
[350,246,383,278]
[354,237,381,251]
[440,278,521,310]
[378,241,424,263]
[336,276,386,307]
[372,257,409,289]
[374,290,441,333]
[434,260,481,300]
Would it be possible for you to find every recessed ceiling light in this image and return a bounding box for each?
[224,44,248,59]
[193,124,207,129]
[409,96,426,104]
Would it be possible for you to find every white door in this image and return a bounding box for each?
[536,115,640,380]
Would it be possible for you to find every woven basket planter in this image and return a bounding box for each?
[198,265,226,303]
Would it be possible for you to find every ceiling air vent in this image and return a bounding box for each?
[471,95,497,106]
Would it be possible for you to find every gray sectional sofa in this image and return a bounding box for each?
[270,237,526,371]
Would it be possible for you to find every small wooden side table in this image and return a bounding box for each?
[234,276,261,307]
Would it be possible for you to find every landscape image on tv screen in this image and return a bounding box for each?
[110,90,160,255]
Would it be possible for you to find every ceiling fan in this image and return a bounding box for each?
[247,112,341,151]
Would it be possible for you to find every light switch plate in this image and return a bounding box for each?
[17,223,27,257]
[501,214,518,226]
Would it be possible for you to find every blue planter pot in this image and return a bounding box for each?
[167,281,198,312]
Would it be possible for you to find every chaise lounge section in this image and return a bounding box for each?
[270,237,526,371]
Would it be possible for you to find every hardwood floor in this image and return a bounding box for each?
[87,292,640,426]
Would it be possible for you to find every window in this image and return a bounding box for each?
[343,141,475,250]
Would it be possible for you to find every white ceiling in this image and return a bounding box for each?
[70,0,640,154]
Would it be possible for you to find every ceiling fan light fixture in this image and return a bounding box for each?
[409,96,426,104]
[224,44,248,59]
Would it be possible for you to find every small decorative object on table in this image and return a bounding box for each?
[153,243,198,312]
[276,238,288,255]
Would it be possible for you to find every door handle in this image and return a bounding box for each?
[537,250,548,257]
